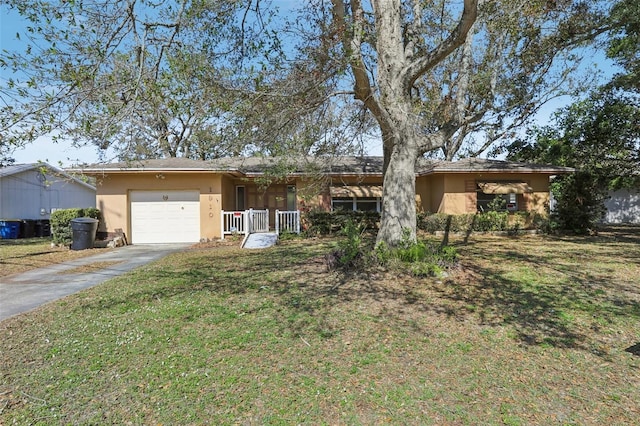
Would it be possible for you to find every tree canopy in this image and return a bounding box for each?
[0,0,625,244]
[507,88,640,232]
[0,0,289,161]
[509,89,640,188]
[607,0,640,91]
[322,0,613,245]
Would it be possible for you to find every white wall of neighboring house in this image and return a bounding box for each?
[603,189,640,224]
[0,164,96,220]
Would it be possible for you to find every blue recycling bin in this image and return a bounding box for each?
[0,220,21,239]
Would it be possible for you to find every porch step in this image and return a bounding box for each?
[242,232,278,249]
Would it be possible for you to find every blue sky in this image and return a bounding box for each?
[1,3,619,166]
[1,7,107,165]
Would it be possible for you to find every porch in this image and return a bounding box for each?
[221,209,301,248]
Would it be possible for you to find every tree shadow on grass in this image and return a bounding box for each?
[422,234,640,354]
[317,232,640,356]
[626,343,640,356]
[70,235,640,358]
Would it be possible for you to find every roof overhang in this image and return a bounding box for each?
[67,156,575,179]
[330,185,383,198]
[478,182,534,194]
[2,162,96,191]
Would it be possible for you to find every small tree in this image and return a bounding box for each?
[508,88,639,232]
[550,172,607,234]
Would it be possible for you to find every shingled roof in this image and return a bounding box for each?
[2,162,96,190]
[72,156,573,176]
[423,157,574,174]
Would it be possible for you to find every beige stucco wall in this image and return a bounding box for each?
[440,174,472,215]
[92,170,555,241]
[293,173,552,216]
[221,175,237,211]
[415,177,429,212]
[294,177,329,210]
[522,174,553,215]
[94,172,224,240]
[427,172,552,215]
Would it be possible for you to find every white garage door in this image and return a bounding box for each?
[130,190,200,244]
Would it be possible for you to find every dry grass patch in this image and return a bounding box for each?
[0,238,106,277]
[1,229,639,424]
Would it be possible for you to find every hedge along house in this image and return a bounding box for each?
[73,156,573,244]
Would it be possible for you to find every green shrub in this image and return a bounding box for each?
[304,210,379,236]
[531,214,559,234]
[335,219,367,267]
[473,211,508,232]
[549,172,607,234]
[487,195,507,212]
[396,241,428,263]
[373,241,392,265]
[50,208,101,245]
[438,245,458,263]
[410,262,443,277]
[417,212,450,233]
[371,232,458,277]
[418,211,512,233]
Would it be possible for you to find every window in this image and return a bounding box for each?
[332,196,381,212]
[477,192,513,212]
[287,185,297,211]
[332,197,355,211]
[236,186,245,211]
[356,197,380,212]
[476,181,527,212]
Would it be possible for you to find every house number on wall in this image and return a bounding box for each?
[209,195,214,217]
[163,195,169,201]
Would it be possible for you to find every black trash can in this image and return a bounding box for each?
[70,217,99,250]
[20,220,36,238]
[35,220,51,237]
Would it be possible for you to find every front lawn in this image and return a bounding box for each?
[1,229,639,424]
[0,238,104,277]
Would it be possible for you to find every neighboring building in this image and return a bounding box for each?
[0,163,96,220]
[603,188,640,224]
[73,156,572,244]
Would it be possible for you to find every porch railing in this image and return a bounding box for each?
[249,209,269,233]
[275,210,301,235]
[221,210,248,237]
[222,209,300,239]
[222,208,276,239]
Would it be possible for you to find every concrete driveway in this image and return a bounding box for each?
[0,244,190,322]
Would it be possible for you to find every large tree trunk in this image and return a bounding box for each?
[331,0,478,247]
[377,138,418,246]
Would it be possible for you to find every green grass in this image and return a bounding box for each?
[1,229,640,424]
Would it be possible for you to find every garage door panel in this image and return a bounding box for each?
[130,190,200,244]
